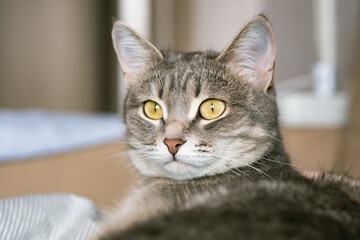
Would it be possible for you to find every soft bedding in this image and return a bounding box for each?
[0,109,125,162]
[0,194,102,240]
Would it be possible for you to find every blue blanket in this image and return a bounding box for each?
[0,109,125,162]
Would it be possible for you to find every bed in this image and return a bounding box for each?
[0,109,136,239]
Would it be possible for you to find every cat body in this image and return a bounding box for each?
[101,175,360,240]
[95,15,360,239]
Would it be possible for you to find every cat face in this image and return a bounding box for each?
[112,15,279,180]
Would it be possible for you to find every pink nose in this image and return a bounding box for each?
[163,139,185,155]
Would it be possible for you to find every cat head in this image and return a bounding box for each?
[112,14,279,180]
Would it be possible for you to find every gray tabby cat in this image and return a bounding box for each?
[95,14,360,239]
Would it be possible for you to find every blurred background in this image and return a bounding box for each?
[1,0,360,208]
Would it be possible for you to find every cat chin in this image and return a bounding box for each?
[137,162,207,180]
[163,162,202,180]
[130,149,263,180]
[132,159,234,180]
[129,149,262,180]
[130,157,208,180]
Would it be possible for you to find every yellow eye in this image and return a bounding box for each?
[199,99,226,120]
[144,100,163,120]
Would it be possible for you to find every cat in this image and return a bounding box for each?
[94,14,360,240]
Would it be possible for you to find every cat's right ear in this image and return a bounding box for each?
[217,14,276,93]
[112,21,163,85]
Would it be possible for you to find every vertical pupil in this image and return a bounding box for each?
[154,104,158,113]
[210,102,214,113]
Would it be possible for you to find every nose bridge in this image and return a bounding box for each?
[166,87,188,120]
[165,121,185,139]
[163,87,190,139]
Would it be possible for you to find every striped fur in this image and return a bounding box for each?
[95,14,360,240]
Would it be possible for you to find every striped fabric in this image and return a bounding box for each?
[0,194,102,240]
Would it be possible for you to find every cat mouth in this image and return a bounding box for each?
[164,156,197,168]
[164,159,193,171]
[163,155,210,172]
[165,156,186,165]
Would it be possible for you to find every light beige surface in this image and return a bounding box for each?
[282,128,342,173]
[0,142,137,210]
[336,44,360,178]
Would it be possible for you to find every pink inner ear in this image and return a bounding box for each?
[119,52,145,75]
[119,54,133,74]
[253,40,275,92]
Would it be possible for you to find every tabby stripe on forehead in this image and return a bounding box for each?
[157,76,165,99]
[195,62,206,97]
[195,75,201,97]
[181,66,193,91]
[154,72,164,99]
[158,84,164,99]
[169,73,176,91]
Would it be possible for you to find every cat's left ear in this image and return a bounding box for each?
[112,21,163,85]
[217,14,276,93]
